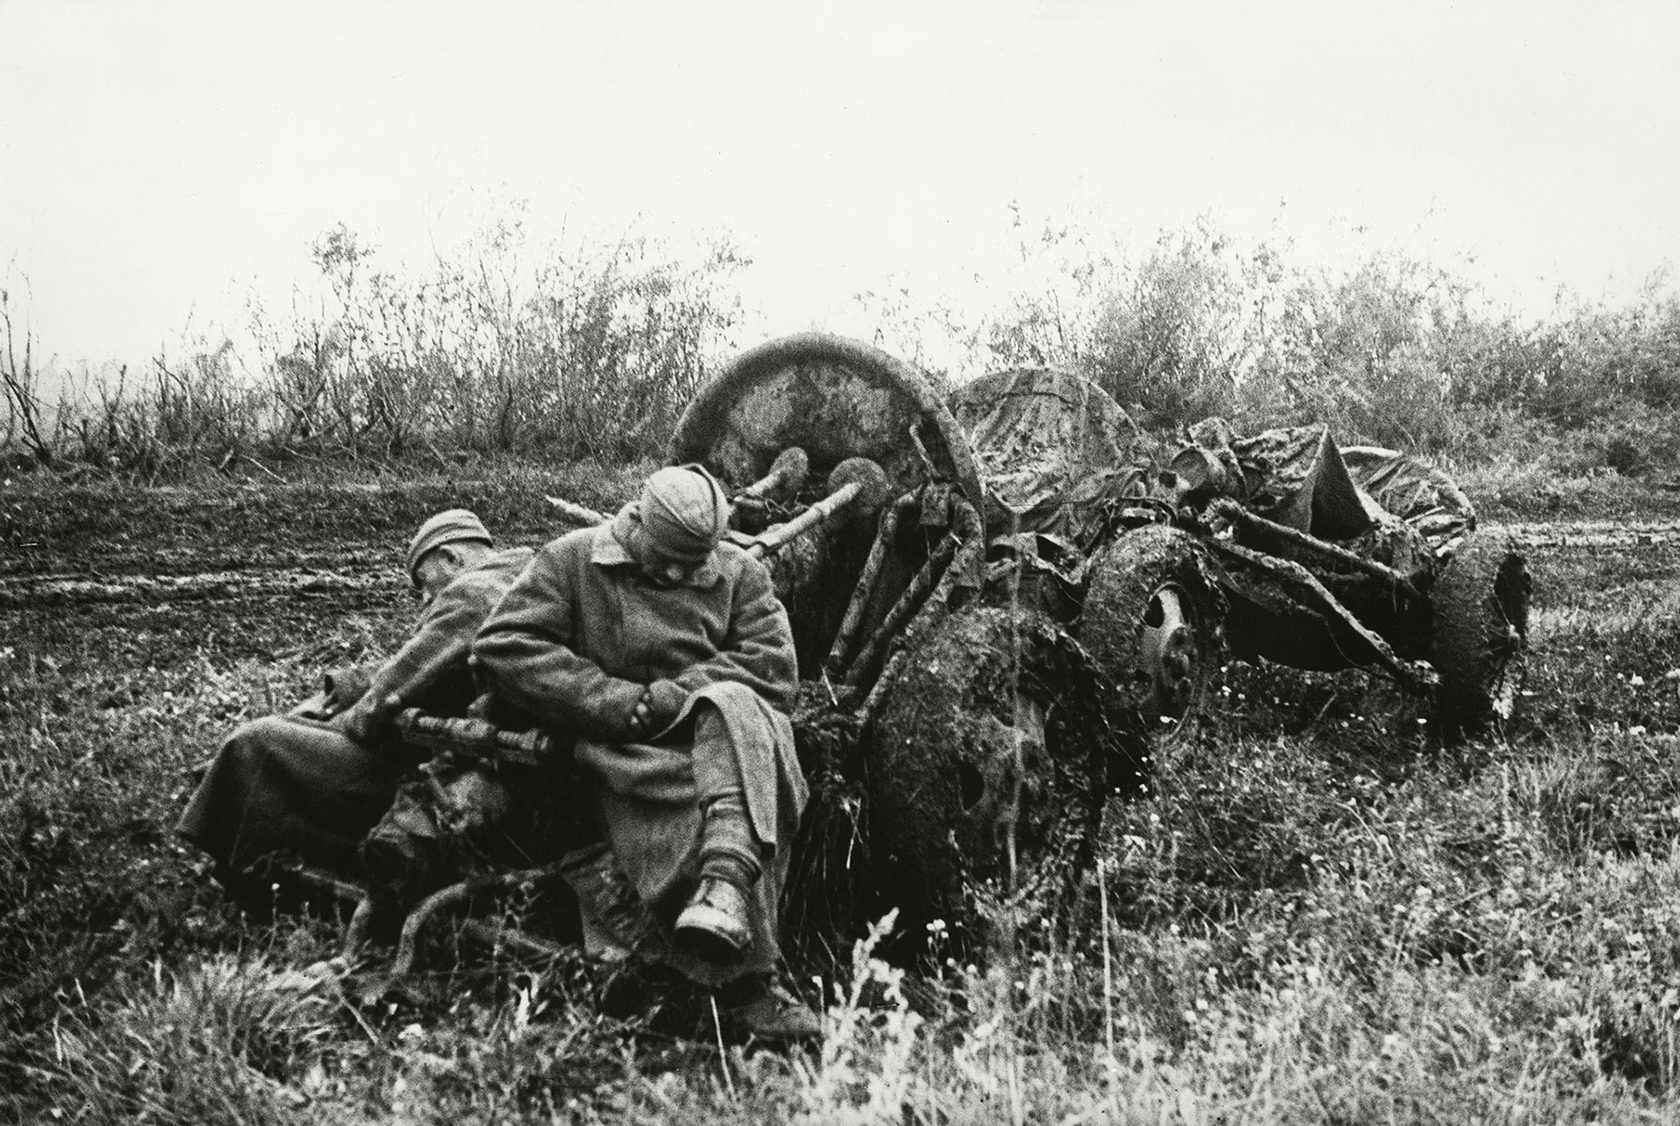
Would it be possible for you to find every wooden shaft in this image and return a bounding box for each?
[739,448,808,500]
[1210,498,1417,593]
[1205,537,1437,695]
[840,533,958,687]
[748,481,862,559]
[823,498,909,678]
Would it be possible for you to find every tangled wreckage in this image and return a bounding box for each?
[283,332,1532,983]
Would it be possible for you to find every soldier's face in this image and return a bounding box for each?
[627,524,708,588]
[413,549,464,604]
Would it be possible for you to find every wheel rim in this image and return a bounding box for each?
[1140,582,1200,719]
[949,685,1057,891]
[864,607,1121,946]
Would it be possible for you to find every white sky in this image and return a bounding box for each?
[2,0,1678,370]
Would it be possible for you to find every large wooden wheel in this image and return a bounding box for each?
[669,332,983,511]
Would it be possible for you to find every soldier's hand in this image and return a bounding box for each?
[322,664,374,715]
[626,680,686,739]
[643,679,688,730]
[627,689,656,737]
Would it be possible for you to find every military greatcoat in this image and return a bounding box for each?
[472,522,805,983]
[177,546,534,876]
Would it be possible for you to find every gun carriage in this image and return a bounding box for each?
[280,332,1531,984]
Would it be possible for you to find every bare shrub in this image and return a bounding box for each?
[248,214,747,463]
[1084,220,1259,428]
[1536,282,1680,429]
[1,274,54,466]
[884,211,1680,495]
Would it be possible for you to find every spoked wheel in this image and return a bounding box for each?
[1138,583,1202,718]
[668,332,982,511]
[1429,531,1531,740]
[863,607,1138,953]
[668,332,987,675]
[1079,524,1226,728]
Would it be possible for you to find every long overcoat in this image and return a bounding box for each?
[472,522,805,983]
[177,546,534,875]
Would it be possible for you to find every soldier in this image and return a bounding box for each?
[178,509,534,887]
[473,465,820,1045]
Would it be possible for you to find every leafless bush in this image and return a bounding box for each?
[0,210,746,478]
[877,211,1680,478]
[1,275,54,466]
[247,215,747,462]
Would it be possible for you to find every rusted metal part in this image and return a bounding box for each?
[1210,499,1421,596]
[1428,531,1531,737]
[857,649,909,734]
[1206,537,1438,695]
[947,367,1170,549]
[848,496,986,728]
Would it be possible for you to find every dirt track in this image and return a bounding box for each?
[1500,520,1680,549]
[1,515,1674,613]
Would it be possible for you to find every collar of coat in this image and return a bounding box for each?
[590,520,722,588]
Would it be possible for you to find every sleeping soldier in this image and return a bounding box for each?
[473,465,820,1045]
[177,509,533,891]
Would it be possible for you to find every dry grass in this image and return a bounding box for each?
[5,468,1680,1122]
[8,210,1680,515]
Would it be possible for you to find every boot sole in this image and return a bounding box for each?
[675,905,749,964]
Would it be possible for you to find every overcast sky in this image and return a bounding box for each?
[3,0,1677,368]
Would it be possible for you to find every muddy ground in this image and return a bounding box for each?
[3,468,1680,1105]
[3,474,1675,711]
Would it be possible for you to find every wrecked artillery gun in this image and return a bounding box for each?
[291,332,1532,980]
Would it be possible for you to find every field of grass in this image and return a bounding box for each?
[3,459,1680,1123]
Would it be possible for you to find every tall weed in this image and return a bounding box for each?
[250,215,747,462]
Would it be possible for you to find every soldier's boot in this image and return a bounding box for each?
[675,791,759,963]
[676,876,752,962]
[718,973,822,1046]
